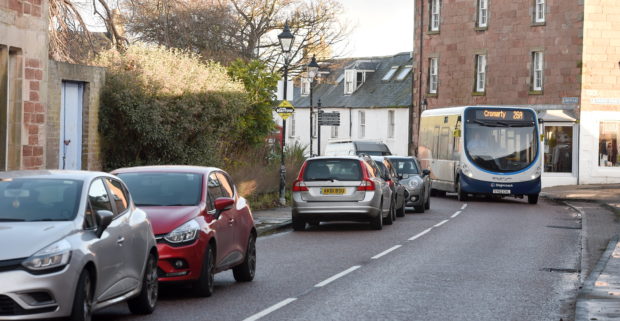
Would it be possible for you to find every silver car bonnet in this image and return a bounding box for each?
[0,221,75,260]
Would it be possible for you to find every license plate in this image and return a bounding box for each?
[492,189,511,195]
[321,188,346,195]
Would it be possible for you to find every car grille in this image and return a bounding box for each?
[0,258,25,273]
[0,295,55,316]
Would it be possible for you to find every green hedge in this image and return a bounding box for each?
[96,44,250,170]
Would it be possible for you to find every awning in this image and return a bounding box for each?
[537,109,577,122]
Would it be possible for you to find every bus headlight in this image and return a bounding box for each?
[461,164,473,178]
[532,166,542,179]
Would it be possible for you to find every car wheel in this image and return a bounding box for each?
[292,217,306,231]
[424,194,431,210]
[383,200,394,225]
[528,194,539,204]
[414,204,425,213]
[370,201,383,230]
[233,234,256,282]
[193,245,215,297]
[308,220,320,228]
[396,201,405,217]
[70,270,93,321]
[457,179,468,202]
[128,253,158,314]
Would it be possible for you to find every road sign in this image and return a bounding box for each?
[319,111,340,126]
[276,100,295,120]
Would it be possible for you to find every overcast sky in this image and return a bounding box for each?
[336,0,414,58]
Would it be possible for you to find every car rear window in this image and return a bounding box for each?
[390,158,420,175]
[303,159,362,181]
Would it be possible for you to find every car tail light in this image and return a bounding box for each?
[387,179,394,187]
[295,161,309,181]
[293,180,308,192]
[357,179,375,191]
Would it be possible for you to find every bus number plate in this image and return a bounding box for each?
[492,189,511,195]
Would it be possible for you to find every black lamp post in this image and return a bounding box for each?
[277,22,294,205]
[307,55,320,156]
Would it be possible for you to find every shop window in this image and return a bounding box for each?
[599,122,620,167]
[544,126,572,173]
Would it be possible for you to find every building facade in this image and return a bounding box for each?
[286,52,413,156]
[413,0,620,186]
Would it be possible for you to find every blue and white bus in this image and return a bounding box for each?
[418,106,541,204]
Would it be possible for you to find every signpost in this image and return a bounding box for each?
[318,111,340,126]
[276,100,295,120]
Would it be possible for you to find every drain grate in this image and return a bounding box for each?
[546,225,581,230]
[542,268,579,273]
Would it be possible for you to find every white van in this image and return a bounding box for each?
[324,140,392,156]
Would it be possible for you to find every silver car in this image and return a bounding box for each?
[291,156,394,230]
[0,171,158,321]
[386,156,432,213]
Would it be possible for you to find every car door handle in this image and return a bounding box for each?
[117,237,125,246]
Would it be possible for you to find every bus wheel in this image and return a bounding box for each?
[457,179,468,202]
[528,194,539,204]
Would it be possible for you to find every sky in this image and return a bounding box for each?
[336,0,414,58]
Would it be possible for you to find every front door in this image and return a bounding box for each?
[542,123,578,187]
[59,82,83,169]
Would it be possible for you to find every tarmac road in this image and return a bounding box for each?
[94,195,581,321]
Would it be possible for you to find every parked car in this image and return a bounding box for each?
[324,140,392,156]
[0,170,158,321]
[386,156,432,213]
[291,155,394,230]
[371,156,407,218]
[113,166,256,297]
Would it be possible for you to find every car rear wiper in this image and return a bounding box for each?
[135,203,162,206]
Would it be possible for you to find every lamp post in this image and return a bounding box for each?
[278,22,294,205]
[307,55,320,156]
[317,99,322,155]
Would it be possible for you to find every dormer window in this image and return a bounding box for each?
[344,70,368,95]
[301,77,310,96]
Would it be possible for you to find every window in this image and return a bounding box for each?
[599,122,620,167]
[105,178,129,214]
[216,172,235,198]
[428,57,439,94]
[0,46,23,171]
[331,125,339,138]
[430,0,441,31]
[388,110,395,138]
[544,126,573,173]
[534,0,545,23]
[382,66,398,81]
[289,113,295,137]
[88,179,113,215]
[477,0,488,28]
[301,77,310,96]
[344,70,356,94]
[475,55,486,93]
[359,111,366,138]
[396,66,412,81]
[532,51,544,91]
[207,173,224,212]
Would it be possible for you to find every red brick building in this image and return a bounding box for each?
[413,0,620,186]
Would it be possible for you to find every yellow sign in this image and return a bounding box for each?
[276,100,295,120]
[278,100,295,109]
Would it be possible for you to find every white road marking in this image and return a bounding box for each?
[434,219,449,227]
[461,204,468,210]
[371,245,402,260]
[451,211,462,218]
[315,266,361,287]
[409,228,432,241]
[243,298,297,321]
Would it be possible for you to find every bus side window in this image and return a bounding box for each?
[432,126,440,159]
[440,127,450,159]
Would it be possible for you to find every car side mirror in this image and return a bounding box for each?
[95,210,114,238]
[422,169,431,177]
[398,174,403,180]
[213,197,234,219]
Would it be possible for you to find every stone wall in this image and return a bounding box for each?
[47,61,106,170]
[413,0,584,110]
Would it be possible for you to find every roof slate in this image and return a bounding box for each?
[292,52,413,109]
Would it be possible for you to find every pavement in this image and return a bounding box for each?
[542,184,620,321]
[253,206,292,236]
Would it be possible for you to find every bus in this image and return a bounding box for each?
[418,106,541,204]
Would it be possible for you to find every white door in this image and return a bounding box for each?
[59,82,83,170]
[541,122,578,187]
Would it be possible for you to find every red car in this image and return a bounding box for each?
[112,166,256,297]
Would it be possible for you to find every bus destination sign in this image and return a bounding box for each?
[475,109,533,121]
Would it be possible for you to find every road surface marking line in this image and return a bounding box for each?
[409,228,432,241]
[451,211,461,218]
[371,245,402,260]
[243,298,297,321]
[434,219,449,227]
[461,204,468,210]
[315,266,361,287]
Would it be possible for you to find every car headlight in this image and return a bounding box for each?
[22,239,71,272]
[408,178,421,189]
[164,219,200,244]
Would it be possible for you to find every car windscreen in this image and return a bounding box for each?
[303,159,362,181]
[0,178,83,222]
[390,159,420,175]
[118,172,203,206]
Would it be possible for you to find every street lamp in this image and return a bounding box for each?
[277,22,295,205]
[307,55,320,156]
